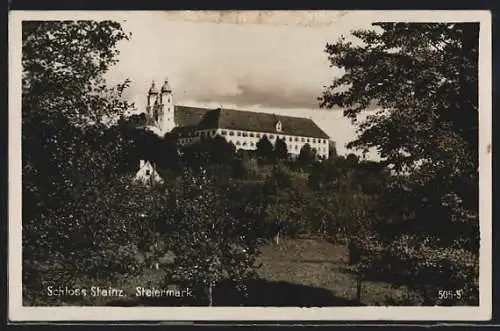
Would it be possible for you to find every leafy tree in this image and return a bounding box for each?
[320,22,479,304]
[21,21,140,303]
[156,132,180,171]
[274,137,289,160]
[163,169,261,306]
[298,143,315,168]
[181,136,236,172]
[232,149,259,179]
[180,141,211,170]
[259,165,312,241]
[206,135,236,164]
[328,140,338,160]
[256,135,274,163]
[22,21,131,126]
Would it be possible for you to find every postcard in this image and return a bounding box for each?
[8,10,492,321]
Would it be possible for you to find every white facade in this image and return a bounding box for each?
[177,128,329,159]
[134,160,164,185]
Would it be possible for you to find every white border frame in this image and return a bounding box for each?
[8,10,492,322]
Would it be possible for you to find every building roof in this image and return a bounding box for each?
[174,106,212,127]
[173,106,330,139]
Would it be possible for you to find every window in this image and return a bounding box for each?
[307,138,310,143]
[229,131,234,136]
[295,137,298,142]
[221,131,227,135]
[301,137,305,142]
[294,145,298,150]
[242,132,248,137]
[251,142,254,146]
[146,170,151,176]
[236,141,241,146]
[270,135,274,139]
[250,133,255,137]
[212,131,216,135]
[275,121,282,132]
[257,133,261,138]
[196,132,200,136]
[201,131,205,137]
[313,139,316,143]
[243,142,247,146]
[289,137,292,142]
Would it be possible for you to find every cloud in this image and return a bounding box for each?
[190,82,319,109]
[107,14,364,109]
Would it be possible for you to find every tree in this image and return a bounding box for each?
[22,21,131,127]
[22,21,139,303]
[156,132,180,171]
[319,23,479,304]
[249,165,309,242]
[274,137,289,161]
[256,135,274,163]
[298,143,315,168]
[163,169,261,306]
[328,140,338,159]
[206,135,236,164]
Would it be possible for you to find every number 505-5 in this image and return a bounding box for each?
[438,289,463,300]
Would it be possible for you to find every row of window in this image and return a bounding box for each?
[219,130,327,144]
[179,137,327,154]
[229,140,254,147]
[179,129,327,144]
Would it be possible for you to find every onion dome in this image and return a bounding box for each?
[148,81,159,95]
[161,78,172,93]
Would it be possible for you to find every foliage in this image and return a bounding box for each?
[320,22,479,304]
[178,135,237,173]
[256,135,275,163]
[22,21,131,126]
[163,169,261,306]
[298,143,315,168]
[274,137,289,160]
[328,140,338,159]
[232,150,260,179]
[21,21,153,300]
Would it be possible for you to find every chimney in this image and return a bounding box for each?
[139,160,145,169]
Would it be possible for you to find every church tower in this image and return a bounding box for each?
[146,80,159,122]
[158,78,175,133]
[145,78,175,135]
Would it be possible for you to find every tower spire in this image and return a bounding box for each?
[148,80,159,95]
[161,77,172,93]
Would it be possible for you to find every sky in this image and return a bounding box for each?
[104,11,379,158]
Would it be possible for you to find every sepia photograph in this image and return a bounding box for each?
[8,10,491,321]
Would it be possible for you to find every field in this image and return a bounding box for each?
[54,237,417,307]
[255,237,417,306]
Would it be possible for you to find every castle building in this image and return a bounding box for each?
[140,78,331,159]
